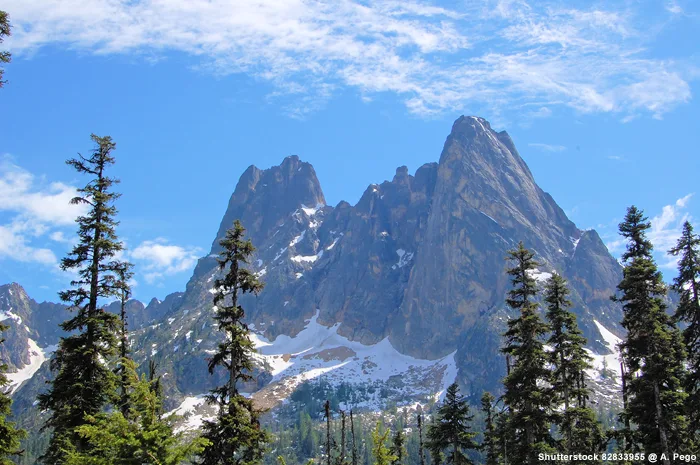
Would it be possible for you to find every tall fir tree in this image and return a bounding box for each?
[416,413,425,465]
[426,383,478,465]
[614,206,689,463]
[371,421,396,465]
[501,242,554,464]
[669,221,700,439]
[0,10,10,87]
[199,220,269,465]
[38,135,131,465]
[479,393,498,465]
[115,263,134,419]
[544,273,604,461]
[0,323,27,464]
[389,428,406,465]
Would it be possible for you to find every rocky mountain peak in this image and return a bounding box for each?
[210,156,326,254]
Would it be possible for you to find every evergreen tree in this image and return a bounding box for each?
[669,221,700,438]
[115,263,134,418]
[479,393,498,465]
[0,322,27,464]
[389,428,405,465]
[426,383,477,465]
[0,10,10,87]
[38,135,131,464]
[416,413,425,465]
[614,206,689,463]
[350,410,358,465]
[544,273,604,461]
[199,220,269,465]
[63,359,207,464]
[371,422,396,465]
[501,242,554,463]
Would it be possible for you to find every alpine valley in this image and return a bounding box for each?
[3,116,626,451]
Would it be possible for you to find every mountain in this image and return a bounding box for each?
[6,116,625,433]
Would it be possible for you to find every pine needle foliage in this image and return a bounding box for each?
[199,220,269,465]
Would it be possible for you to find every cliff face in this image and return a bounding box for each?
[6,116,625,416]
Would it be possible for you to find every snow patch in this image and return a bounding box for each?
[392,249,414,269]
[291,250,323,264]
[165,395,209,433]
[7,339,55,394]
[528,269,553,283]
[248,311,458,410]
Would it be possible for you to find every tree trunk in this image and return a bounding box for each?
[654,380,671,465]
[325,400,332,465]
[350,410,357,465]
[417,414,425,465]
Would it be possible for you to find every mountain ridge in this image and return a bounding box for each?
[5,116,626,428]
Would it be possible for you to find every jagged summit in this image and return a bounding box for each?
[210,155,326,254]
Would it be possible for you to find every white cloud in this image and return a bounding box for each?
[0,223,57,265]
[649,194,694,268]
[0,159,86,266]
[4,0,694,119]
[0,159,87,225]
[529,143,566,152]
[131,238,201,284]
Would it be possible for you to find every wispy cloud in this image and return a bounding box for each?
[529,143,567,152]
[4,0,695,118]
[0,157,86,265]
[131,238,201,284]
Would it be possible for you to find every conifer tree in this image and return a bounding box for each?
[501,242,554,463]
[389,428,405,465]
[115,263,134,419]
[479,393,498,465]
[38,135,131,465]
[63,359,207,464]
[426,383,477,465]
[350,410,358,465]
[371,421,396,465]
[614,206,689,463]
[669,221,700,438]
[416,413,425,465]
[199,220,269,465]
[0,323,26,464]
[0,10,10,87]
[544,273,604,461]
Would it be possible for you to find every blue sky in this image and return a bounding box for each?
[0,0,698,303]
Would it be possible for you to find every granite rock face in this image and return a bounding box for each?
[6,116,626,413]
[123,115,624,404]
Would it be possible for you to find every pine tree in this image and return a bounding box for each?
[669,221,700,439]
[0,322,27,464]
[324,400,332,465]
[350,410,358,465]
[501,242,554,463]
[371,421,396,465]
[115,263,134,419]
[338,410,347,465]
[389,428,405,465]
[479,393,498,465]
[416,413,425,465]
[614,206,689,463]
[38,135,131,464]
[63,359,207,464]
[544,273,604,461]
[0,10,10,87]
[426,383,477,465]
[199,220,269,465]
